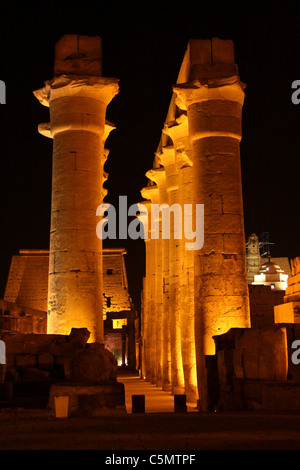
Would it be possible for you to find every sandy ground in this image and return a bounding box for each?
[0,373,299,451]
[0,407,300,451]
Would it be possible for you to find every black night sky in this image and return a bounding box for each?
[0,0,299,312]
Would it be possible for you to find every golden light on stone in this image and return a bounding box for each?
[140,38,251,410]
[34,35,119,343]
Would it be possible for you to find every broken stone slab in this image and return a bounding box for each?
[15,355,37,368]
[38,352,54,370]
[68,327,90,346]
[215,326,289,383]
[64,343,117,384]
[2,328,90,357]
[48,382,126,416]
[20,367,50,381]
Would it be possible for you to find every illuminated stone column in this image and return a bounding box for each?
[34,35,119,343]
[141,186,158,383]
[158,146,185,395]
[174,38,251,410]
[138,201,151,379]
[146,167,170,390]
[163,115,198,404]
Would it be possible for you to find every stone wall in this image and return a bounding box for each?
[248,285,285,327]
[0,299,46,334]
[0,328,126,413]
[4,250,49,312]
[0,328,117,385]
[274,256,300,324]
[102,249,133,316]
[4,248,133,318]
[214,325,300,410]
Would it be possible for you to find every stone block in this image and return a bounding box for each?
[211,38,235,64]
[48,382,125,415]
[232,348,244,379]
[54,34,102,77]
[15,355,37,368]
[174,394,187,413]
[132,395,145,413]
[213,328,245,351]
[190,39,212,66]
[4,335,25,355]
[242,349,259,379]
[234,326,288,381]
[262,382,300,411]
[291,257,300,276]
[21,367,49,381]
[69,327,90,346]
[274,302,300,324]
[204,213,243,235]
[0,382,13,401]
[38,353,54,370]
[6,354,15,367]
[64,344,117,384]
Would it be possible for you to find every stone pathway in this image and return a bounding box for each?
[118,371,198,413]
[0,371,299,451]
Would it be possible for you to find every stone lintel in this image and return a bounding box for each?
[178,38,238,84]
[54,35,102,77]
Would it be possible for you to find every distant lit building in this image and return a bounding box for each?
[246,233,291,327]
[252,260,289,291]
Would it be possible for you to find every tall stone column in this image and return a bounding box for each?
[158,146,185,395]
[146,167,170,390]
[163,115,198,404]
[140,186,159,383]
[34,35,119,343]
[173,38,251,410]
[138,202,151,379]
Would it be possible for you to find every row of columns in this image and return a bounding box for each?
[140,39,251,410]
[140,114,198,404]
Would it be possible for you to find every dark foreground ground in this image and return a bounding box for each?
[0,407,299,451]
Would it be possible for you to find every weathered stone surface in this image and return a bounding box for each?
[215,326,289,389]
[48,382,125,415]
[262,382,300,411]
[64,343,117,384]
[0,364,6,384]
[35,35,119,343]
[68,327,90,346]
[38,353,54,370]
[0,382,13,401]
[20,367,50,381]
[15,355,37,368]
